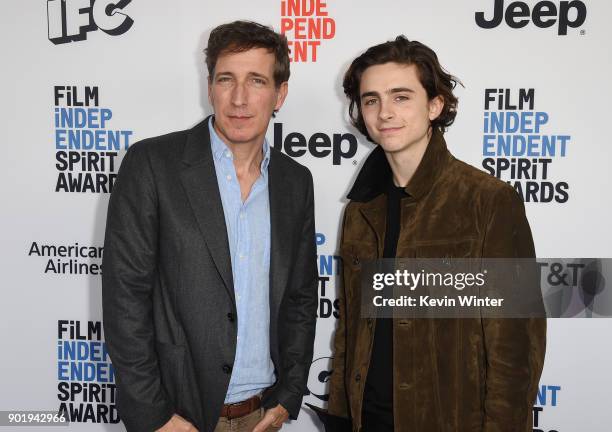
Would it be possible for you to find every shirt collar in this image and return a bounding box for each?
[208,116,271,173]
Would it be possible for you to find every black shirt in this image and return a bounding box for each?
[362,181,407,432]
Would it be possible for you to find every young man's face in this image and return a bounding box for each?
[208,47,288,148]
[359,62,442,155]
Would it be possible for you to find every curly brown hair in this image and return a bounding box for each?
[343,36,461,141]
[205,21,290,88]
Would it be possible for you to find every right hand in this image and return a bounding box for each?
[156,414,198,432]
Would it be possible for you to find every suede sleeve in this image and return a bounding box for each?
[481,186,547,432]
[327,205,352,419]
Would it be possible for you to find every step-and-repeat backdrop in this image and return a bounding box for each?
[2,1,611,431]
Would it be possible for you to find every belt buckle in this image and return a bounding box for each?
[226,402,239,420]
[224,394,261,420]
[226,399,246,420]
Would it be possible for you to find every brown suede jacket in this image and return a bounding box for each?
[327,129,546,432]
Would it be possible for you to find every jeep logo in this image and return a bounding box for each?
[272,123,358,166]
[475,0,587,35]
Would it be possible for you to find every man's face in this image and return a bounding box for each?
[208,47,288,148]
[359,62,442,154]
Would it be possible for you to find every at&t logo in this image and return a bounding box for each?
[47,0,134,44]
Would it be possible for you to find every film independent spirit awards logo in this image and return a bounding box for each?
[47,0,134,44]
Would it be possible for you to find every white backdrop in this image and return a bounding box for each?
[2,1,611,431]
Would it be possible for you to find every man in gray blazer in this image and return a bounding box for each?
[102,21,318,432]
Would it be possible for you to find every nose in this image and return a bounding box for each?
[378,98,394,121]
[231,82,248,107]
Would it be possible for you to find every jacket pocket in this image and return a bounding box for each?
[414,237,477,259]
[340,244,377,267]
[339,244,376,301]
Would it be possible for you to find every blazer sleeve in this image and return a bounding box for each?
[271,168,319,419]
[327,205,351,419]
[102,143,174,431]
[481,186,547,432]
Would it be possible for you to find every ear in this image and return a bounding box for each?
[428,95,444,121]
[274,81,289,112]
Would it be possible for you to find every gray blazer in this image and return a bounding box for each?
[102,117,318,432]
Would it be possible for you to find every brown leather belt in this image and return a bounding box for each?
[220,394,262,419]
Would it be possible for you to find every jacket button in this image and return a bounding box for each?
[367,319,374,329]
[352,256,360,265]
[355,373,361,382]
[222,364,232,374]
[227,312,235,322]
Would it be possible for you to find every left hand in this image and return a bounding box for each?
[252,404,289,432]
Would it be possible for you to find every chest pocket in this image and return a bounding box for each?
[339,244,378,302]
[414,237,477,259]
[340,243,378,269]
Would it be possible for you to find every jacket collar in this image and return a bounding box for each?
[347,128,453,202]
[182,115,213,166]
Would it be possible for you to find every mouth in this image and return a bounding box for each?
[379,126,404,134]
[228,115,253,121]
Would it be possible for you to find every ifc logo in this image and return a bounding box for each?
[47,0,134,44]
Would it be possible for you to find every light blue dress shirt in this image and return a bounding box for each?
[208,118,275,404]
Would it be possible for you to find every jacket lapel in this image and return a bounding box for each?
[268,150,293,320]
[179,117,235,304]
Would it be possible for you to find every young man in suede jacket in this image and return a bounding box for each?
[327,36,546,432]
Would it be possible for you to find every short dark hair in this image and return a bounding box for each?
[205,21,290,87]
[343,36,461,140]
